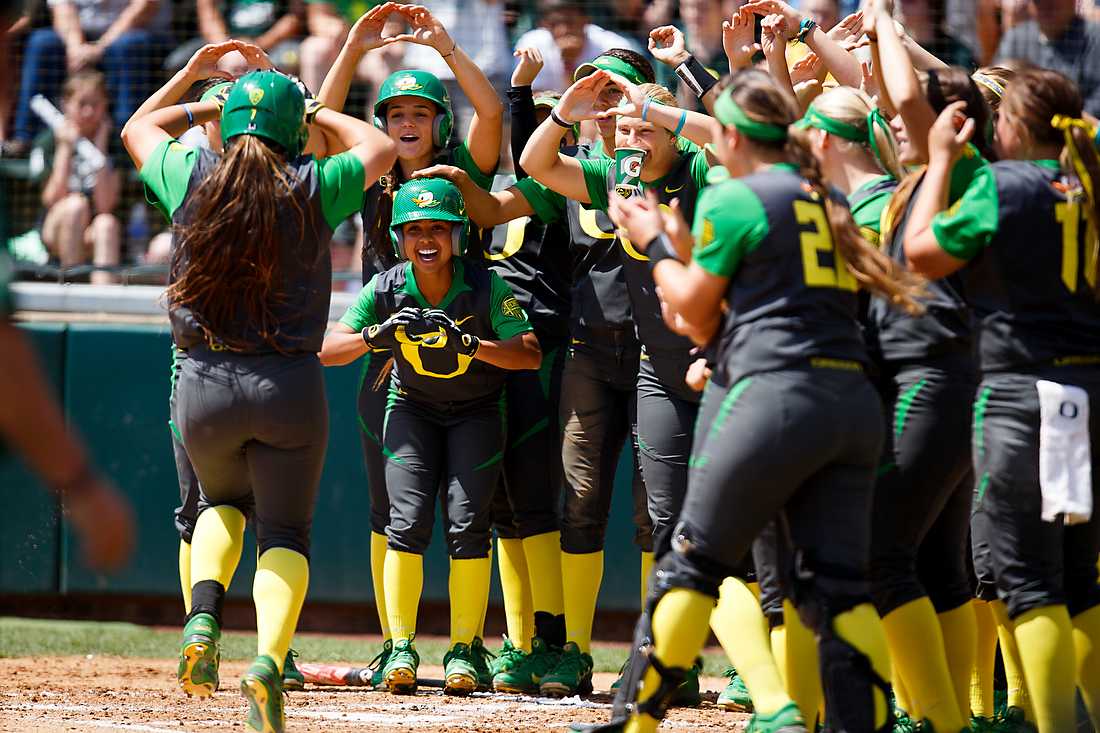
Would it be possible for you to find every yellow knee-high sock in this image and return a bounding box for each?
[938,602,977,720]
[190,506,246,590]
[1013,605,1075,732]
[179,540,192,615]
[776,600,822,726]
[1072,604,1100,728]
[253,548,309,674]
[880,598,963,730]
[626,589,714,733]
[497,538,533,651]
[971,599,998,719]
[640,551,654,609]
[562,551,603,653]
[521,531,564,616]
[833,603,893,730]
[770,625,788,683]
[892,662,920,718]
[992,600,1032,717]
[711,577,791,717]
[383,549,423,642]
[477,546,492,639]
[370,532,391,640]
[449,556,491,645]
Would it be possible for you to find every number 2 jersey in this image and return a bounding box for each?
[338,258,534,404]
[693,164,868,386]
[929,159,1100,371]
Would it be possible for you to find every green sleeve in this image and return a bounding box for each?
[454,141,497,191]
[850,190,892,245]
[139,139,200,221]
[687,149,711,191]
[488,272,534,340]
[338,275,380,331]
[931,166,999,261]
[578,157,613,212]
[514,177,565,224]
[316,151,367,231]
[948,144,988,202]
[692,180,770,277]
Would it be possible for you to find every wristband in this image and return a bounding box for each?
[674,56,718,99]
[796,17,818,43]
[673,110,688,137]
[641,96,653,122]
[646,232,681,269]
[550,108,573,128]
[304,98,326,124]
[183,103,193,128]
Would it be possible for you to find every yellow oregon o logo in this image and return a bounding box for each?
[394,325,475,378]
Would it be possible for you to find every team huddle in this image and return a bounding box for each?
[115,0,1100,732]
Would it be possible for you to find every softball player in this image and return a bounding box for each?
[320,177,540,696]
[903,68,1100,733]
[590,69,925,733]
[123,69,396,732]
[868,7,999,726]
[316,2,502,684]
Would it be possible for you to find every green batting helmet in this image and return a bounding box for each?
[374,70,454,148]
[220,71,307,157]
[390,178,468,258]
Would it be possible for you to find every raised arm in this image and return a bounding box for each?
[649,25,721,115]
[121,41,237,135]
[389,4,503,174]
[122,100,220,169]
[509,47,544,180]
[411,164,535,228]
[872,0,936,162]
[600,71,714,150]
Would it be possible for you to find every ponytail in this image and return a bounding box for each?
[169,135,305,351]
[787,127,926,315]
[1057,120,1100,297]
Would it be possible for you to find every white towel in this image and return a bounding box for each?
[1037,380,1092,525]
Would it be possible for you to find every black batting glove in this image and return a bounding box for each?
[423,308,480,357]
[362,306,422,350]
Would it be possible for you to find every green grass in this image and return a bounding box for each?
[0,617,731,676]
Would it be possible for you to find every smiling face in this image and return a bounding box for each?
[615,116,677,180]
[402,219,455,274]
[386,97,439,160]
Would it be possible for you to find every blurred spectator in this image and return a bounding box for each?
[653,0,729,107]
[402,0,512,130]
[800,0,839,28]
[1,7,34,150]
[513,0,639,91]
[995,0,1100,113]
[11,0,172,149]
[165,0,304,72]
[298,0,403,98]
[898,0,976,68]
[27,70,121,283]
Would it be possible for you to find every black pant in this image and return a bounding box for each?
[171,347,201,543]
[493,327,568,540]
[357,352,391,536]
[975,367,1100,619]
[559,337,652,553]
[177,349,328,559]
[636,351,700,549]
[384,390,505,559]
[869,361,976,616]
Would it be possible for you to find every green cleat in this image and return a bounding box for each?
[443,642,479,696]
[490,637,527,677]
[382,637,419,694]
[493,636,560,694]
[470,637,496,692]
[670,657,702,707]
[367,639,394,689]
[717,667,754,712]
[177,612,221,698]
[240,654,284,733]
[893,710,919,733]
[281,649,303,691]
[995,707,1038,733]
[745,701,808,733]
[970,716,998,733]
[540,642,594,697]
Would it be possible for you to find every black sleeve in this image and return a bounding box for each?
[508,85,537,181]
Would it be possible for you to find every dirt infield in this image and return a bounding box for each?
[0,656,747,732]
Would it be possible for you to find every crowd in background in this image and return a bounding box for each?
[0,0,1098,282]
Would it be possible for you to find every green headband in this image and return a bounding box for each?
[796,103,892,173]
[714,88,788,142]
[574,55,647,86]
[200,81,234,104]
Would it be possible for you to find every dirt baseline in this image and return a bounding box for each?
[0,657,746,732]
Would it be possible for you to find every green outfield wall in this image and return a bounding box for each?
[2,322,646,611]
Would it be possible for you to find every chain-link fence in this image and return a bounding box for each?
[1,0,1097,288]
